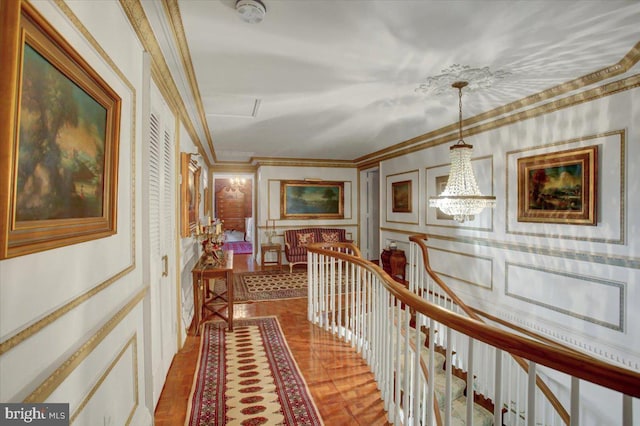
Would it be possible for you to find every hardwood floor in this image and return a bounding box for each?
[154,254,390,425]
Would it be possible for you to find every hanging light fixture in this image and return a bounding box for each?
[230,176,246,189]
[429,81,496,222]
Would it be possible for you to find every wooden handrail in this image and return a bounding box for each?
[307,243,640,399]
[408,234,482,321]
[312,241,362,258]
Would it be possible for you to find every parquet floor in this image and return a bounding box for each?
[154,254,390,425]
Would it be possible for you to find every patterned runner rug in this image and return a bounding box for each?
[185,317,323,426]
[234,271,308,302]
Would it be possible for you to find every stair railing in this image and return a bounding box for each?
[308,241,439,424]
[407,234,572,425]
[306,240,640,426]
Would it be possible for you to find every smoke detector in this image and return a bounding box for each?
[235,0,267,24]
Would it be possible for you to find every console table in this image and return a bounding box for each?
[190,250,234,335]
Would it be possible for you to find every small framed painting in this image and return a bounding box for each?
[391,180,412,213]
[386,169,419,224]
[517,145,597,225]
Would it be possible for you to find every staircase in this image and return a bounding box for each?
[429,349,493,425]
[393,313,495,425]
[306,239,640,425]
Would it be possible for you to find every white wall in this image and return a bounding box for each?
[0,1,151,424]
[257,165,359,264]
[380,86,640,423]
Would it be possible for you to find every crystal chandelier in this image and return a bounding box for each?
[230,177,246,189]
[429,81,496,222]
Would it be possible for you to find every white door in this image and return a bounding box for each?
[148,83,177,405]
[359,168,380,261]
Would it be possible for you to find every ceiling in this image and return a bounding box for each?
[141,0,640,166]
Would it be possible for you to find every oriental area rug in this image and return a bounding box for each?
[222,241,253,254]
[185,317,323,426]
[234,270,309,302]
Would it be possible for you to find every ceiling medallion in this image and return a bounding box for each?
[415,64,511,95]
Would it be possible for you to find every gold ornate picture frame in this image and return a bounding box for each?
[280,180,344,219]
[181,153,201,237]
[517,145,597,225]
[203,186,210,217]
[391,180,412,213]
[0,2,121,259]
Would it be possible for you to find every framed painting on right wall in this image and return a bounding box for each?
[391,180,412,213]
[517,145,597,225]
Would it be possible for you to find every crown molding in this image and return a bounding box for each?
[211,163,258,173]
[119,0,211,168]
[356,72,640,167]
[161,0,217,164]
[253,157,356,168]
[356,41,640,166]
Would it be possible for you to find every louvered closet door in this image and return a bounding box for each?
[149,83,177,405]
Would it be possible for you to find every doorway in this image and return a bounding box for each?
[360,168,380,261]
[214,177,254,254]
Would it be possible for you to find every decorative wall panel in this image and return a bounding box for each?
[386,170,419,225]
[428,247,493,290]
[505,262,625,331]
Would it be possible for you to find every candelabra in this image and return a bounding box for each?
[264,219,276,244]
[265,229,276,244]
[194,218,226,265]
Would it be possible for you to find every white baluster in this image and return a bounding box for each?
[622,394,632,426]
[467,337,474,426]
[527,360,536,426]
[495,348,503,426]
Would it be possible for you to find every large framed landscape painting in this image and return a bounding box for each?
[281,180,344,219]
[517,145,597,225]
[0,3,121,259]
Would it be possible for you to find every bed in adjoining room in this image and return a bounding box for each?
[223,229,253,254]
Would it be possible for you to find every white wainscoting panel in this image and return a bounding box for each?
[505,262,624,331]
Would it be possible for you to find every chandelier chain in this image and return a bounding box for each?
[458,85,463,142]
